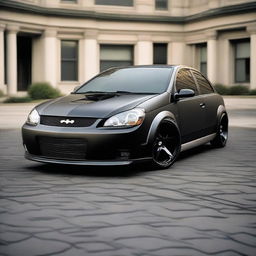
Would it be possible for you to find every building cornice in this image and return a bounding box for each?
[0,0,255,24]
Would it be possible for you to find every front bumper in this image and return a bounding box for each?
[25,152,151,166]
[22,122,151,166]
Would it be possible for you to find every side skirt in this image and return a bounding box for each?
[180,133,216,152]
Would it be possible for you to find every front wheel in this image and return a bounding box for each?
[211,113,228,147]
[152,120,181,169]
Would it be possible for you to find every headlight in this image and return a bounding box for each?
[104,108,145,127]
[26,109,40,126]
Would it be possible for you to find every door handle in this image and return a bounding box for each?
[200,103,206,108]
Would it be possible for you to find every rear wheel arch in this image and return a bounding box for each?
[216,105,228,125]
[211,111,228,147]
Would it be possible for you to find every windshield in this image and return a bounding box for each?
[76,67,173,94]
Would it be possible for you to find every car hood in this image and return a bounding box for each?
[37,93,157,118]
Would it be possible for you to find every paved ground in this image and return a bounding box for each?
[0,126,256,256]
[0,97,256,255]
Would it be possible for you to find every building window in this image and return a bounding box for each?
[61,40,78,81]
[100,45,133,72]
[95,0,133,6]
[234,40,250,83]
[198,44,207,77]
[61,0,77,3]
[153,43,167,64]
[4,31,7,85]
[155,0,168,10]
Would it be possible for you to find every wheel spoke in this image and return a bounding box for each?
[161,146,173,159]
[220,132,227,142]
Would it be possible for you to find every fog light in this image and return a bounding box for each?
[119,150,130,159]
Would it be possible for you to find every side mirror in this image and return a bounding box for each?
[174,89,195,101]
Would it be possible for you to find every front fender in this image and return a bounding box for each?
[144,111,178,146]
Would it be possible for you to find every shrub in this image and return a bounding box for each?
[228,85,249,95]
[213,84,230,95]
[249,89,256,95]
[0,89,4,97]
[4,96,32,103]
[28,82,61,100]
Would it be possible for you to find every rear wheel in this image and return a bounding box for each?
[152,120,181,169]
[211,113,228,147]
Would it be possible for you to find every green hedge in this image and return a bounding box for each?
[249,89,256,95]
[214,84,230,95]
[213,84,254,95]
[0,89,4,97]
[228,85,250,95]
[28,82,61,100]
[4,96,32,103]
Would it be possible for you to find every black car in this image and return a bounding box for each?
[22,65,228,169]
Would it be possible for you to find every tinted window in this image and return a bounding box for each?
[76,68,173,94]
[95,0,133,6]
[193,71,214,94]
[153,43,167,64]
[100,45,133,72]
[155,0,168,10]
[234,40,250,82]
[176,69,198,95]
[61,40,78,81]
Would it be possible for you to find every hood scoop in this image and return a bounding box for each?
[83,93,117,101]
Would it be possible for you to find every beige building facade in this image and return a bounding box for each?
[0,0,255,96]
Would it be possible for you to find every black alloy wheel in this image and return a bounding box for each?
[211,113,228,147]
[152,120,181,169]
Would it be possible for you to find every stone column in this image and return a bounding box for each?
[42,28,57,87]
[135,35,153,65]
[82,29,99,82]
[207,30,217,84]
[81,0,94,7]
[0,24,5,92]
[6,25,19,96]
[247,25,256,89]
[169,41,185,65]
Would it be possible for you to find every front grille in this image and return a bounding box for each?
[40,116,96,127]
[39,137,87,160]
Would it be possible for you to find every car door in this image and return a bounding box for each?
[175,68,206,144]
[192,70,218,135]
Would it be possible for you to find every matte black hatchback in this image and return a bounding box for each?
[22,65,228,169]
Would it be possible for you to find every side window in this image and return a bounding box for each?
[176,69,199,95]
[193,71,214,94]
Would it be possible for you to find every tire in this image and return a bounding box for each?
[152,119,181,169]
[211,113,228,148]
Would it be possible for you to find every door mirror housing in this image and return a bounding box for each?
[174,89,195,101]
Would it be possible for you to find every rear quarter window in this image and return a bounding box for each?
[192,71,214,95]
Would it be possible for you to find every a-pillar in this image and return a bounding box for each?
[43,28,57,87]
[247,24,256,89]
[135,35,153,65]
[207,30,217,84]
[6,25,19,96]
[0,24,5,92]
[82,29,99,82]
